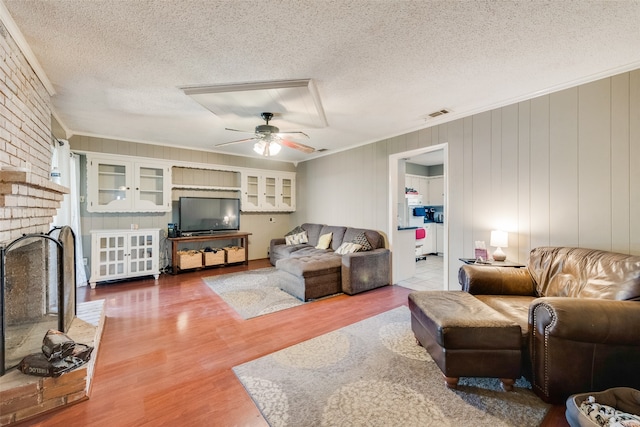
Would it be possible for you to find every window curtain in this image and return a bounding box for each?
[51,140,88,287]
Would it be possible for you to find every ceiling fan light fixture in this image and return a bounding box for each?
[217,112,315,156]
[253,140,281,156]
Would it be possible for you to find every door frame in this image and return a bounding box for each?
[388,143,448,288]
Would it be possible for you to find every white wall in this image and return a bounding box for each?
[294,69,640,288]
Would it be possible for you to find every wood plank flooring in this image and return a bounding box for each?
[20,260,568,426]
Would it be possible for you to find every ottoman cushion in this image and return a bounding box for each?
[276,254,342,301]
[409,291,522,350]
[408,290,522,383]
[276,253,341,277]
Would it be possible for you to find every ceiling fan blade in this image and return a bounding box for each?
[278,131,310,139]
[225,127,254,133]
[280,139,316,154]
[216,137,257,147]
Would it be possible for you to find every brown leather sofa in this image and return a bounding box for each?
[458,247,640,403]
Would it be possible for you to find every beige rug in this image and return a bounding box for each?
[233,306,550,426]
[204,267,306,319]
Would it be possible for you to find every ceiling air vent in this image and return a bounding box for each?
[428,109,451,118]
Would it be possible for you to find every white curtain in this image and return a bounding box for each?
[51,140,88,287]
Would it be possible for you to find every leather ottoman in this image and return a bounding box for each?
[408,290,522,391]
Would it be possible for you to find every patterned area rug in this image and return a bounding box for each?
[204,268,306,319]
[233,306,550,426]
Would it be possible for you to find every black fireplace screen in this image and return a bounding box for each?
[0,226,77,375]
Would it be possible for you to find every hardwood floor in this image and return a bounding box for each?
[21,260,568,426]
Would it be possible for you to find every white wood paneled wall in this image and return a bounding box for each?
[295,69,640,288]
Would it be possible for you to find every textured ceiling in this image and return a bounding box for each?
[3,0,640,164]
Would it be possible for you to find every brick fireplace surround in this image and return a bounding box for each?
[0,15,105,426]
[0,301,106,426]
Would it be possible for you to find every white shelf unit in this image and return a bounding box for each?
[171,166,241,193]
[86,154,171,213]
[89,228,161,288]
[170,184,242,191]
[241,172,295,212]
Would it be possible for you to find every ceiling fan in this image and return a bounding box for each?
[216,112,315,156]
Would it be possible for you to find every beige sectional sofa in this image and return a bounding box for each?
[269,223,391,301]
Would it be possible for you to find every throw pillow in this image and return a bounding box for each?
[352,232,373,251]
[285,231,308,245]
[285,226,305,237]
[316,232,333,249]
[335,242,363,255]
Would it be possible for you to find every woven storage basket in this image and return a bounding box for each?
[224,246,245,263]
[203,249,225,266]
[177,250,202,269]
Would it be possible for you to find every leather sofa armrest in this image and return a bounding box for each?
[528,297,640,403]
[341,248,391,295]
[458,265,535,296]
[530,297,640,345]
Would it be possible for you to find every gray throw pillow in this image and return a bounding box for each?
[352,232,373,251]
[285,226,305,236]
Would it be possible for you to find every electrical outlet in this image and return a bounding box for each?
[83,258,88,265]
[269,217,275,223]
[79,195,85,203]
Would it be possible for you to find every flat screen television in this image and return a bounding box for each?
[178,197,240,235]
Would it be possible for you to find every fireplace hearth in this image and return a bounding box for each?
[1,226,77,376]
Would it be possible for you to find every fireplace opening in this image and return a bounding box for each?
[1,226,77,375]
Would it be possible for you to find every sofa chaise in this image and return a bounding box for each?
[409,246,640,403]
[269,223,391,301]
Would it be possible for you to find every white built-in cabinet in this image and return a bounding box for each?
[89,228,160,288]
[405,174,427,197]
[86,155,171,213]
[85,153,296,213]
[427,176,444,205]
[405,174,444,205]
[241,172,295,212]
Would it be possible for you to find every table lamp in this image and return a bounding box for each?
[490,230,508,261]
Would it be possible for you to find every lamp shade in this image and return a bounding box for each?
[253,140,281,156]
[490,230,508,248]
[490,230,508,261]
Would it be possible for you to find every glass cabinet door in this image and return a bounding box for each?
[243,174,260,210]
[95,161,132,210]
[280,177,294,209]
[98,235,126,278]
[128,232,156,274]
[264,176,277,209]
[136,165,167,210]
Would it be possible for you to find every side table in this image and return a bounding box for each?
[459,258,525,268]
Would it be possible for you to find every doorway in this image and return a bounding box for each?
[388,143,448,289]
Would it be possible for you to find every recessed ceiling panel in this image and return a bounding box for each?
[182,79,328,129]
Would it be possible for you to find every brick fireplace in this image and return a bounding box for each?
[0,14,105,426]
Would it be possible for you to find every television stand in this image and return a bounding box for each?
[168,232,251,274]
[182,230,236,237]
